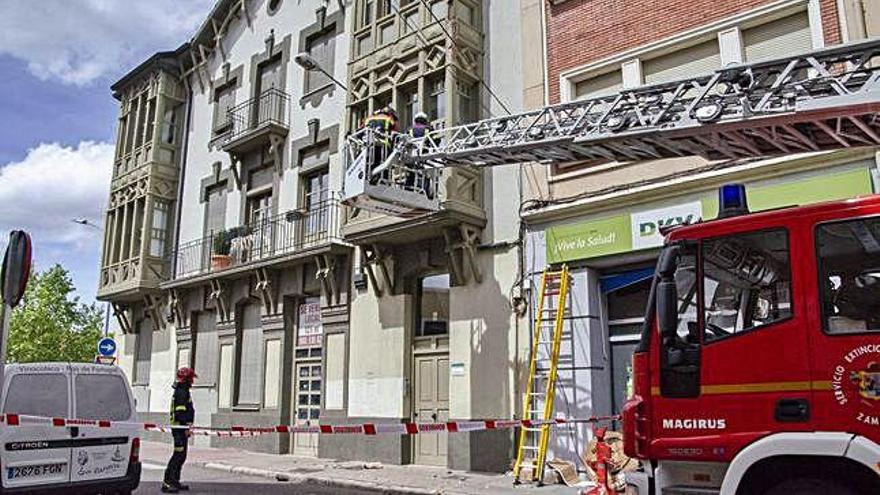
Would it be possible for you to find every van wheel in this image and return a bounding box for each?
[763,478,857,495]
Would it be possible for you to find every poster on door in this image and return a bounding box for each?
[297,299,322,347]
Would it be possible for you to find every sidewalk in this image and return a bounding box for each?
[141,441,590,495]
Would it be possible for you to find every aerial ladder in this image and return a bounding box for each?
[343,37,880,216]
[340,36,880,482]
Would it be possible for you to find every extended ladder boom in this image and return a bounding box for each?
[342,38,880,216]
[403,37,880,167]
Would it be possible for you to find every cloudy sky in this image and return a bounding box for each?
[0,0,213,302]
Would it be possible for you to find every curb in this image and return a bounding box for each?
[198,461,440,495]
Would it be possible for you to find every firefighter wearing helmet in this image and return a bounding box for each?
[162,367,197,493]
[409,111,432,138]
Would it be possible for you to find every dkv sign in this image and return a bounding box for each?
[631,202,703,250]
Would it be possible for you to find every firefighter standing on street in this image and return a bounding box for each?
[162,367,197,493]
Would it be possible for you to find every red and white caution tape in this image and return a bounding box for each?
[0,413,618,436]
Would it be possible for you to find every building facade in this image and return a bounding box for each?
[99,0,532,470]
[522,0,880,467]
[102,0,352,456]
[321,0,530,472]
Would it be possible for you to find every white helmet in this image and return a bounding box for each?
[414,111,429,124]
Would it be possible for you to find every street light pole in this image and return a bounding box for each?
[294,53,349,92]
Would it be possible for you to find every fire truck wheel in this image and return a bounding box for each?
[763,477,857,495]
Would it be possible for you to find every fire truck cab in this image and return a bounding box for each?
[622,186,880,495]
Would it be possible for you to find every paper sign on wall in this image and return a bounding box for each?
[297,299,322,347]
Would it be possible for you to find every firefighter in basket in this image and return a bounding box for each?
[363,106,399,185]
[405,111,435,199]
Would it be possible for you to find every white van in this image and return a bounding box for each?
[0,363,141,494]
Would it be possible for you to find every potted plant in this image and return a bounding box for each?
[211,230,234,270]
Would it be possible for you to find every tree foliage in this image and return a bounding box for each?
[7,264,105,363]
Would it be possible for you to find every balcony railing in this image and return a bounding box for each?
[173,199,341,280]
[221,88,289,145]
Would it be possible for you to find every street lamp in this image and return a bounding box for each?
[294,52,348,92]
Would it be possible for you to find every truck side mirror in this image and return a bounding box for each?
[656,244,680,337]
[657,277,678,337]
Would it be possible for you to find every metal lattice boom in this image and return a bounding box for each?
[401,37,880,167]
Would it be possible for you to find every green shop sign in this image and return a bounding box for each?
[546,166,873,264]
[546,214,631,264]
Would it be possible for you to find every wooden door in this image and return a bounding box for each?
[413,353,449,466]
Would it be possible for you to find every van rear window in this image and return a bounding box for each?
[74,374,131,421]
[3,374,68,418]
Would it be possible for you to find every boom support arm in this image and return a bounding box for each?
[402,37,880,167]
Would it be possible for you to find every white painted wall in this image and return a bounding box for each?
[347,291,410,418]
[483,0,526,244]
[177,0,350,249]
[147,325,178,412]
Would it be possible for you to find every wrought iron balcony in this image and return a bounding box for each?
[220,88,290,154]
[172,199,342,280]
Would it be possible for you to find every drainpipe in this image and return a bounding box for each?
[170,79,194,279]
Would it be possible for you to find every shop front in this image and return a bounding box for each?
[524,158,876,466]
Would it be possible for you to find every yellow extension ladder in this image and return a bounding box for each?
[513,266,571,485]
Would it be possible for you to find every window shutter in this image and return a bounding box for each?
[743,11,812,62]
[574,69,623,100]
[643,38,721,85]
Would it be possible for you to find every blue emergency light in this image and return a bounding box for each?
[718,183,749,219]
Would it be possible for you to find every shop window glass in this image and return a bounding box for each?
[702,229,792,343]
[818,217,880,334]
[607,277,652,321]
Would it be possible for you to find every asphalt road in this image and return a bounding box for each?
[137,461,379,494]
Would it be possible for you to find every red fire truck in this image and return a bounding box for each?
[621,185,880,494]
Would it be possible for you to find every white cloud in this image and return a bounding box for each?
[0,0,213,85]
[0,141,113,252]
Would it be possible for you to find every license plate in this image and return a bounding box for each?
[7,462,66,479]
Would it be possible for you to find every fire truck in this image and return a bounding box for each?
[619,186,880,494]
[341,37,880,494]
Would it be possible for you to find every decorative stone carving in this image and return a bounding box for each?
[444,224,482,286]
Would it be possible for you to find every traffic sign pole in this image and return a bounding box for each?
[0,231,33,403]
[0,302,9,390]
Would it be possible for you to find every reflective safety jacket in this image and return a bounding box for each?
[169,383,195,426]
[364,114,398,134]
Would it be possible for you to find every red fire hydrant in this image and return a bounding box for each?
[582,427,613,495]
